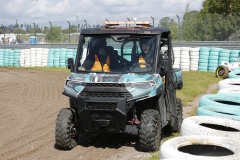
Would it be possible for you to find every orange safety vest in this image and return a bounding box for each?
[139,55,153,69]
[91,54,110,72]
[139,55,146,68]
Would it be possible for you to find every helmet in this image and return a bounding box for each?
[140,39,152,47]
[88,37,106,48]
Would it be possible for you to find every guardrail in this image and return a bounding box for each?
[0,41,240,50]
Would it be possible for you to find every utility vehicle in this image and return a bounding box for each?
[55,21,183,152]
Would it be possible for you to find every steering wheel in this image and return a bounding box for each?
[130,63,151,71]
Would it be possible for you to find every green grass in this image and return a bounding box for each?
[177,71,221,106]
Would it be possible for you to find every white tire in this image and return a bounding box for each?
[181,47,191,51]
[218,78,240,91]
[180,116,240,138]
[218,88,240,93]
[190,47,200,52]
[190,51,199,56]
[160,135,240,160]
[180,58,190,63]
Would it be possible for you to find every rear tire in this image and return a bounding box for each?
[55,108,77,150]
[139,109,161,152]
[172,98,183,132]
[216,65,229,79]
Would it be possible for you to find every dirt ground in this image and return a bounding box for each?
[0,67,218,160]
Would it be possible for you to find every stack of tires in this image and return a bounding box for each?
[47,49,54,67]
[19,49,25,67]
[53,49,60,67]
[13,49,20,67]
[59,48,67,68]
[8,50,14,66]
[208,48,220,72]
[35,48,43,67]
[190,48,200,71]
[0,49,3,66]
[41,48,49,67]
[65,49,75,66]
[218,49,230,66]
[24,49,31,67]
[173,47,181,69]
[160,115,240,159]
[198,47,210,72]
[180,47,190,71]
[229,50,240,63]
[30,48,36,67]
[3,49,9,66]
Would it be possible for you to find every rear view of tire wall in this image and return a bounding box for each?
[229,50,240,63]
[173,47,181,68]
[190,48,200,71]
[208,48,221,72]
[180,47,190,71]
[198,47,210,71]
[218,49,231,66]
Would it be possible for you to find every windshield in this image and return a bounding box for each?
[77,35,156,73]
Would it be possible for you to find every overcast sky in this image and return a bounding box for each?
[0,0,203,28]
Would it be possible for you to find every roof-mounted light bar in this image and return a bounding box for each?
[104,21,152,27]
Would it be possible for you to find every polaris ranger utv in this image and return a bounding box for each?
[55,21,183,152]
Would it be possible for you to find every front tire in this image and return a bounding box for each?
[55,108,77,150]
[139,109,162,152]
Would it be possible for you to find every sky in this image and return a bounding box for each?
[0,0,203,28]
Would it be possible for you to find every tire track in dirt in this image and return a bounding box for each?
[0,67,150,160]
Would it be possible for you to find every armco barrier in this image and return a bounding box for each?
[0,47,239,71]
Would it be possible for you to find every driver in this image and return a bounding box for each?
[138,39,154,69]
[80,38,120,72]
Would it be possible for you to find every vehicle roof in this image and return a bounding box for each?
[81,26,170,35]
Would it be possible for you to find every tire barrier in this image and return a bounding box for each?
[0,47,238,71]
[218,88,240,93]
[228,67,240,79]
[190,47,200,71]
[198,47,210,72]
[180,47,190,71]
[197,105,240,121]
[0,48,77,68]
[173,47,181,69]
[208,48,221,72]
[160,135,240,160]
[199,93,240,108]
[229,50,240,63]
[180,116,240,138]
[218,78,240,91]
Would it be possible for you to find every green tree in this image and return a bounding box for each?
[201,0,240,15]
[46,26,61,43]
[13,28,26,34]
[182,11,205,41]
[158,17,178,41]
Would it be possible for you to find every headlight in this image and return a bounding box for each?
[130,81,155,89]
[66,80,83,88]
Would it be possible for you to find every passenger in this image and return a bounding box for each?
[138,39,154,69]
[81,38,119,72]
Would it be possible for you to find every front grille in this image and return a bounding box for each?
[80,91,132,98]
[86,102,117,110]
[86,83,124,87]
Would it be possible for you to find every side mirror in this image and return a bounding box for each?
[67,58,75,72]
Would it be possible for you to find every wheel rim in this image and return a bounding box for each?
[217,67,225,77]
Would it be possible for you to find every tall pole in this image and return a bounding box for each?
[1,25,5,44]
[67,21,70,43]
[151,16,154,27]
[83,20,87,28]
[176,15,180,42]
[49,21,52,43]
[33,22,36,44]
[76,16,79,33]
